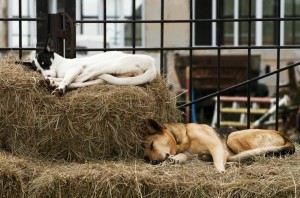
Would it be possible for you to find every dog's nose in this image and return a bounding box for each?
[150,160,158,165]
[144,156,150,163]
[150,160,160,165]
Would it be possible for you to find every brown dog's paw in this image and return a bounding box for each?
[165,156,180,164]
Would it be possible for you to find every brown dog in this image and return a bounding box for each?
[143,119,295,173]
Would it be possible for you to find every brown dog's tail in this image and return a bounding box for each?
[227,141,295,162]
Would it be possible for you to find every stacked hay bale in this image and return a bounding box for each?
[1,55,300,198]
[0,55,182,161]
[0,149,299,198]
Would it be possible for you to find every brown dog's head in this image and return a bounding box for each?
[143,119,177,165]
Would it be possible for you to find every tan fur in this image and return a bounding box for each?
[144,119,295,173]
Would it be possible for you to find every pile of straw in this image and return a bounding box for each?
[0,55,182,161]
[0,147,299,198]
[1,55,299,198]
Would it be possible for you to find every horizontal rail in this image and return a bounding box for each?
[213,96,276,103]
[74,17,300,24]
[0,47,41,51]
[72,45,300,52]
[220,108,268,114]
[0,18,45,22]
[3,16,300,24]
[3,45,300,53]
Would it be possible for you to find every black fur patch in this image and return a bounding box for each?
[213,127,238,139]
[36,51,54,70]
[265,146,296,157]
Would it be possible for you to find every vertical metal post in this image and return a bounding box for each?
[103,0,107,51]
[36,0,49,53]
[160,0,164,74]
[80,0,83,35]
[246,0,252,129]
[18,0,22,59]
[275,0,281,130]
[216,0,221,128]
[132,0,136,54]
[189,0,193,122]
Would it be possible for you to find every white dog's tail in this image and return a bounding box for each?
[99,67,157,85]
[227,143,295,162]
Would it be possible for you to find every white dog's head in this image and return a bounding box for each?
[32,36,57,78]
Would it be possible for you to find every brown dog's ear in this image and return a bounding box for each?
[145,119,164,135]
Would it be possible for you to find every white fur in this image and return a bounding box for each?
[34,51,158,95]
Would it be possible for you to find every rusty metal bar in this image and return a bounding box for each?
[57,0,76,58]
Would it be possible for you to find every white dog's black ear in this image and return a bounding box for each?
[145,119,164,135]
[44,35,54,53]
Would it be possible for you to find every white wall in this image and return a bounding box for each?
[0,0,7,50]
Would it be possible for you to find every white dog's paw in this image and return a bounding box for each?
[48,79,57,87]
[39,79,58,92]
[47,79,59,90]
[51,88,66,96]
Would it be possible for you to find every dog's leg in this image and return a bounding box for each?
[210,149,228,173]
[52,67,83,96]
[67,78,106,89]
[41,77,105,92]
[72,73,94,83]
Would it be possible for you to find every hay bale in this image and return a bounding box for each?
[0,55,183,161]
[0,147,299,198]
[0,151,41,198]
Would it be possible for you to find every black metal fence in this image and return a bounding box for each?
[0,0,300,131]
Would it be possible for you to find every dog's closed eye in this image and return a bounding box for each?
[150,142,154,150]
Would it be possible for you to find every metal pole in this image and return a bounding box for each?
[57,0,76,58]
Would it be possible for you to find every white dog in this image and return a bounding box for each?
[32,37,157,96]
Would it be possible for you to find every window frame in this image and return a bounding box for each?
[76,0,145,48]
[8,0,36,48]
[193,0,292,47]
